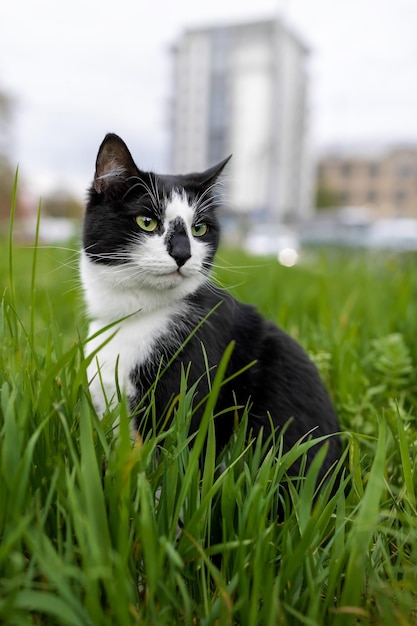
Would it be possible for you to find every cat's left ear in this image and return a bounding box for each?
[198,155,232,188]
[94,133,138,193]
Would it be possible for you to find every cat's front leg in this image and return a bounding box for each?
[85,320,141,427]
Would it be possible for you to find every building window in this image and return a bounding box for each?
[394,190,407,205]
[396,163,414,178]
[367,190,378,203]
[368,163,379,177]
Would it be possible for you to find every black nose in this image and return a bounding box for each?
[168,232,191,267]
[166,218,191,267]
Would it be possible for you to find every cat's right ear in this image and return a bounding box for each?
[94,133,138,193]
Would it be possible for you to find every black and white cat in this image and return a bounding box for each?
[81,133,340,478]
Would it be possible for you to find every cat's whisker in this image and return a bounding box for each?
[195,193,223,215]
[62,280,84,298]
[122,177,160,211]
[25,244,81,255]
[50,261,80,276]
[196,180,228,206]
[85,249,133,261]
[22,245,81,278]
[214,253,270,272]
[200,272,233,295]
[210,261,262,274]
[148,173,162,212]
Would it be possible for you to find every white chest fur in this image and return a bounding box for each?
[81,252,194,416]
[85,306,180,415]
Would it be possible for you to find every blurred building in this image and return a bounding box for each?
[171,18,312,222]
[318,147,417,217]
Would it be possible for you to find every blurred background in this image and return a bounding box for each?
[1,0,417,256]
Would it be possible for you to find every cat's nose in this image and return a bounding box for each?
[167,232,191,268]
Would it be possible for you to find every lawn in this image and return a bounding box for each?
[1,215,417,625]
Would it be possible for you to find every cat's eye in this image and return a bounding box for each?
[191,223,208,237]
[135,215,158,232]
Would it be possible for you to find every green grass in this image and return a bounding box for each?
[1,210,417,624]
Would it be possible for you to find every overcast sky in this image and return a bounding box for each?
[1,0,417,199]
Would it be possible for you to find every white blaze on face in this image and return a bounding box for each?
[164,191,195,232]
[160,190,208,279]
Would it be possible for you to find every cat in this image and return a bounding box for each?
[81,133,341,479]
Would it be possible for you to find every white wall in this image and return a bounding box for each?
[171,20,311,221]
[229,37,273,212]
[172,33,211,173]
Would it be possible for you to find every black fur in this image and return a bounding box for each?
[130,285,340,478]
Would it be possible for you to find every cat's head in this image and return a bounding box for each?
[82,133,230,309]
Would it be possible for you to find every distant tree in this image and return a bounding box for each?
[0,156,17,219]
[0,83,23,220]
[315,183,339,210]
[42,190,83,219]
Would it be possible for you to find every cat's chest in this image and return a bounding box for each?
[86,306,183,413]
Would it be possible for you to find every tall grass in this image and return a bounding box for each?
[1,207,417,624]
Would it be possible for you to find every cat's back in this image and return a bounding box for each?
[183,286,341,475]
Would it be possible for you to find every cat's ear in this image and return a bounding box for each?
[94,133,138,193]
[198,155,232,188]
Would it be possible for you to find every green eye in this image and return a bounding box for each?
[192,223,208,237]
[135,215,158,232]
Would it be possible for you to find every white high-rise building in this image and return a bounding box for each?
[171,18,313,222]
